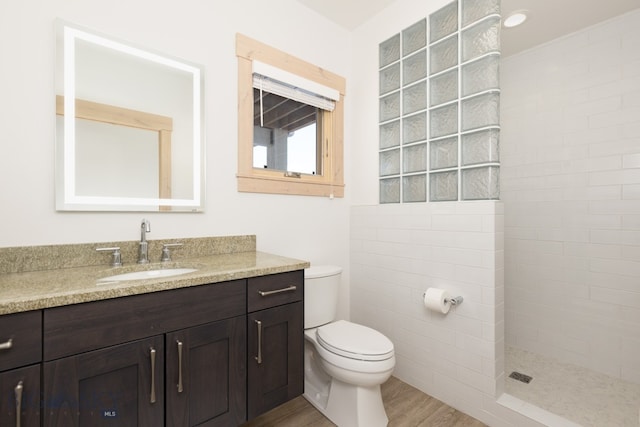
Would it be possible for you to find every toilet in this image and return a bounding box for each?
[303,265,395,427]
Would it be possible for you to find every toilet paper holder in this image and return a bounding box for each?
[421,292,464,306]
[446,295,464,306]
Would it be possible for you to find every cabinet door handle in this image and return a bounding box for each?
[149,347,157,404]
[255,320,263,364]
[257,285,297,297]
[176,340,184,393]
[0,338,13,350]
[15,380,23,427]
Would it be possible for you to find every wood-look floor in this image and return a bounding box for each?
[242,376,487,427]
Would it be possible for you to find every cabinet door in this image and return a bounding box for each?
[0,364,40,427]
[0,310,42,372]
[43,336,164,427]
[166,316,247,427]
[247,301,303,419]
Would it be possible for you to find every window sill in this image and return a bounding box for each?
[237,174,344,198]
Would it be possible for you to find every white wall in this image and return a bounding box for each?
[501,9,640,384]
[0,0,353,317]
[350,202,505,418]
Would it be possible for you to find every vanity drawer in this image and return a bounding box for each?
[44,280,246,361]
[247,270,303,313]
[0,310,42,372]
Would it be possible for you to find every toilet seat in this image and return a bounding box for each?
[316,320,394,361]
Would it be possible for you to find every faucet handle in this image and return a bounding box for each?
[96,247,122,267]
[161,243,183,262]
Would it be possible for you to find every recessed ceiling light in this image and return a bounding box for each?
[503,10,528,28]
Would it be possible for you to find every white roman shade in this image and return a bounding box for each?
[252,60,339,112]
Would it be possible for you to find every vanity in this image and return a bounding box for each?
[0,235,308,427]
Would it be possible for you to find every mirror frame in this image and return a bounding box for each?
[55,21,205,212]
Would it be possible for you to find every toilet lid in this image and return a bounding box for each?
[316,320,394,361]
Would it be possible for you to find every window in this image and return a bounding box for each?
[236,34,346,197]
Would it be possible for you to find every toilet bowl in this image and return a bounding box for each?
[303,266,395,427]
[307,321,395,384]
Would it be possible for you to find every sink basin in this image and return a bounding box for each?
[98,268,198,282]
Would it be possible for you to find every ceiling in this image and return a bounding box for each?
[296,0,397,32]
[500,0,639,57]
[295,0,639,57]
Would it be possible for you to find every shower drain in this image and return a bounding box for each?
[509,371,533,384]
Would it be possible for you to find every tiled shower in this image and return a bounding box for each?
[353,0,640,425]
[501,7,640,425]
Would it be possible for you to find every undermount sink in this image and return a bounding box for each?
[98,268,198,282]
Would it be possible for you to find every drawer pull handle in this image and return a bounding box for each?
[255,320,263,365]
[15,380,23,427]
[177,340,184,393]
[0,338,13,350]
[150,347,157,404]
[257,285,297,297]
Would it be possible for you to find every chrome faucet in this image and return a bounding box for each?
[138,219,151,264]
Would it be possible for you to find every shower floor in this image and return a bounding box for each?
[505,346,640,427]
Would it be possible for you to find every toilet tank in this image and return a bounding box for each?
[304,265,342,329]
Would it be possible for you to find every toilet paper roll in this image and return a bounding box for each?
[423,288,452,314]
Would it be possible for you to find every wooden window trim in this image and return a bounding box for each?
[236,33,346,197]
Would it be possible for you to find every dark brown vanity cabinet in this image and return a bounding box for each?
[0,310,42,427]
[0,269,304,427]
[42,279,246,427]
[43,336,164,426]
[246,271,304,420]
[165,316,246,427]
[0,364,41,427]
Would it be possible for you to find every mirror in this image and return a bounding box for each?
[55,21,205,211]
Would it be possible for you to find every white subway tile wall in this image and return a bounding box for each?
[350,202,542,426]
[501,9,640,384]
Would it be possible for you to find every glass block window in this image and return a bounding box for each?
[380,177,400,203]
[378,0,500,203]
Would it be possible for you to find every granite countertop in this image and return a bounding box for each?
[0,250,309,315]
